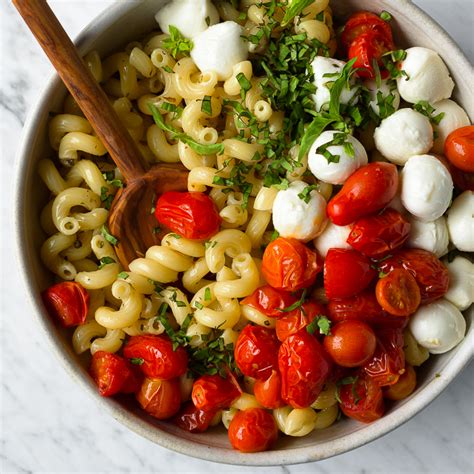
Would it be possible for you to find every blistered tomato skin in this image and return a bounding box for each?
[262,237,323,292]
[347,208,411,258]
[275,300,327,342]
[136,377,181,420]
[378,249,450,304]
[124,335,188,380]
[323,321,377,368]
[154,191,221,239]
[444,125,474,172]
[174,401,217,433]
[241,285,298,318]
[254,370,284,409]
[90,351,141,397]
[192,372,242,411]
[338,374,384,423]
[228,408,278,453]
[327,162,399,226]
[42,281,89,327]
[324,248,377,300]
[384,365,417,400]
[234,325,280,380]
[341,11,393,49]
[279,331,332,408]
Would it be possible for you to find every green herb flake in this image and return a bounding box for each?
[297,184,318,204]
[281,0,314,26]
[204,287,211,301]
[129,357,144,365]
[201,95,213,116]
[100,186,114,210]
[380,11,392,22]
[162,25,193,59]
[414,100,445,126]
[279,289,307,313]
[270,229,280,242]
[100,225,118,246]
[118,271,129,279]
[335,376,360,404]
[194,301,204,310]
[169,233,182,239]
[236,72,252,100]
[98,256,116,269]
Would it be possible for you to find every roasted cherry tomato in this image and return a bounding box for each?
[279,331,332,408]
[275,300,327,342]
[327,290,408,329]
[234,325,280,380]
[341,11,393,49]
[444,125,474,172]
[376,268,421,316]
[136,377,181,419]
[192,372,242,411]
[42,281,89,327]
[363,327,405,386]
[378,249,449,304]
[254,370,284,409]
[241,285,298,318]
[327,162,399,226]
[324,248,377,300]
[449,162,474,191]
[323,320,377,368]
[384,364,417,400]
[338,374,384,423]
[90,351,141,397]
[347,208,411,258]
[124,335,188,380]
[228,408,278,453]
[174,401,217,433]
[262,237,323,292]
[348,31,393,79]
[154,191,221,240]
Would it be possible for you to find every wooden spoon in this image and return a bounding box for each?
[13,0,188,268]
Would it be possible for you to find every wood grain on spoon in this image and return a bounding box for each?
[13,0,188,268]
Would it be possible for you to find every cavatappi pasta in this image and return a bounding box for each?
[38,0,471,455]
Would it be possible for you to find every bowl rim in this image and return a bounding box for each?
[14,0,474,466]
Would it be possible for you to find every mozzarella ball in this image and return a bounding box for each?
[313,221,352,257]
[409,299,466,354]
[191,22,248,80]
[443,256,474,311]
[446,191,474,251]
[407,216,449,257]
[364,79,400,117]
[310,56,359,111]
[272,180,327,241]
[401,155,453,221]
[155,0,219,38]
[397,47,454,104]
[374,109,433,165]
[308,130,368,185]
[431,100,470,154]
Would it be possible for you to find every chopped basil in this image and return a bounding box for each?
[204,287,211,301]
[117,271,129,279]
[100,225,118,245]
[98,256,116,269]
[281,0,314,26]
[414,100,445,126]
[129,357,144,365]
[297,184,318,203]
[100,186,114,210]
[160,101,183,119]
[162,25,193,59]
[236,72,251,100]
[380,10,392,22]
[279,289,307,313]
[328,58,358,117]
[335,376,360,404]
[169,233,182,239]
[298,114,336,160]
[201,95,213,115]
[194,301,204,310]
[315,132,353,164]
[306,315,332,336]
[270,229,280,242]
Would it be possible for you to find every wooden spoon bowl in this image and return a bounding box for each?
[13,0,188,269]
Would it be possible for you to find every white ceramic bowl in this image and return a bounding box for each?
[15,0,473,466]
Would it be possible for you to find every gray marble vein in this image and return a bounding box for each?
[1,1,473,473]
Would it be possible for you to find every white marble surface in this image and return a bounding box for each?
[1,1,473,473]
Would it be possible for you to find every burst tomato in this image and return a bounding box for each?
[444,125,474,172]
[347,208,411,258]
[327,290,408,329]
[124,335,188,380]
[42,281,89,327]
[192,372,242,411]
[338,374,384,423]
[228,408,278,453]
[323,321,377,368]
[279,331,332,408]
[341,11,393,49]
[262,237,323,291]
[241,285,298,318]
[327,162,399,226]
[384,365,417,400]
[154,191,221,240]
[376,268,421,316]
[136,377,181,419]
[275,300,327,342]
[378,249,449,304]
[363,327,405,386]
[234,325,280,380]
[324,249,377,300]
[174,401,217,433]
[254,370,284,409]
[90,351,141,397]
[348,31,393,79]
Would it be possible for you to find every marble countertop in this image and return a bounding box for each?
[1,1,473,473]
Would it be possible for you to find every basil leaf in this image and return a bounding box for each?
[298,115,336,160]
[281,0,314,26]
[329,57,358,117]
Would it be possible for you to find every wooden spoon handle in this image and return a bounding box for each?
[13,0,147,181]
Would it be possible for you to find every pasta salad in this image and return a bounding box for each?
[38,0,473,453]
